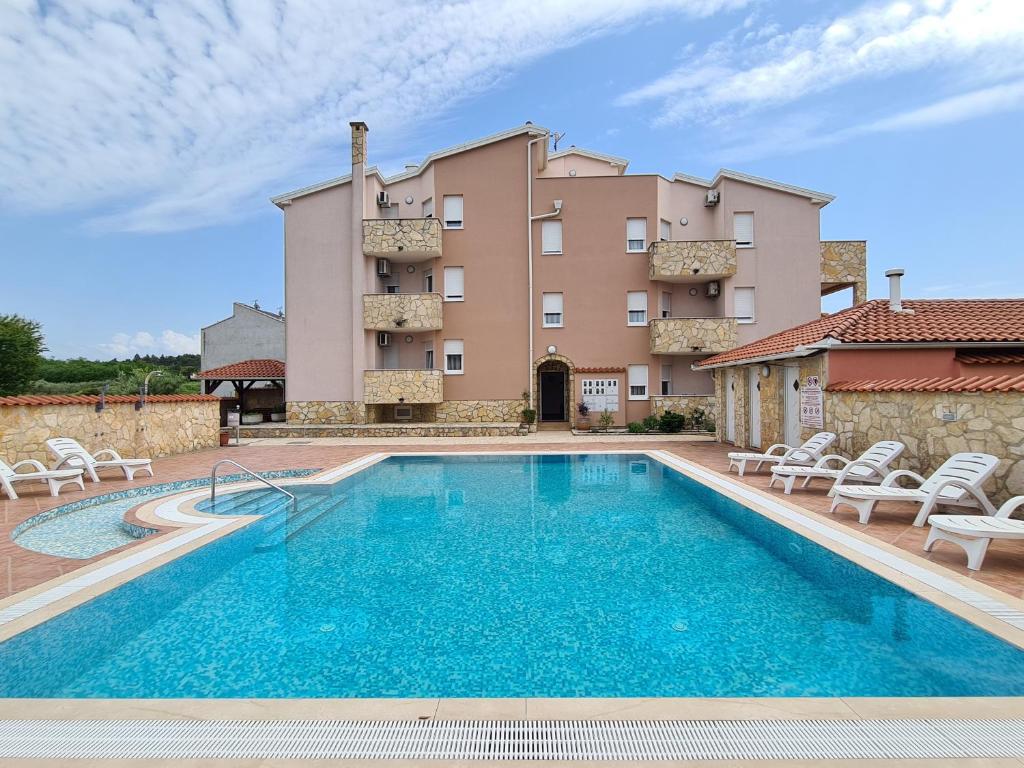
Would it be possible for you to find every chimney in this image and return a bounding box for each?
[350,121,368,168]
[885,268,905,312]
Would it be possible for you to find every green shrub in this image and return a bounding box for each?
[521,408,537,424]
[704,420,716,433]
[642,414,659,431]
[658,410,686,433]
[627,421,645,433]
[598,409,614,428]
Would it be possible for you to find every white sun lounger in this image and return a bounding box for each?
[0,457,85,500]
[925,496,1024,570]
[727,432,836,476]
[47,437,154,483]
[829,452,999,526]
[768,440,905,495]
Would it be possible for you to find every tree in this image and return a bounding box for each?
[0,315,46,396]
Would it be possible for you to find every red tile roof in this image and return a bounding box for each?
[576,366,626,373]
[956,350,1024,365]
[828,373,1024,394]
[0,394,219,407]
[196,359,285,380]
[696,299,1024,368]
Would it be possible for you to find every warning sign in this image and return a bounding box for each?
[799,375,823,428]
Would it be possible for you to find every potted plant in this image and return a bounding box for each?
[270,404,287,422]
[576,401,591,431]
[690,407,705,431]
[597,409,614,432]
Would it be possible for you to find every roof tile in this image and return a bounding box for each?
[196,359,285,380]
[827,373,1024,393]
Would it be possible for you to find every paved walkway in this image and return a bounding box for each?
[3,435,1023,602]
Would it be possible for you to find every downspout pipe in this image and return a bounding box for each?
[526,133,550,411]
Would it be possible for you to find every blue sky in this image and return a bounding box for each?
[2,0,1022,359]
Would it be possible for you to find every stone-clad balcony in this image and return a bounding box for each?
[362,218,442,260]
[363,292,443,332]
[650,317,737,355]
[649,240,736,282]
[821,240,867,304]
[363,369,443,404]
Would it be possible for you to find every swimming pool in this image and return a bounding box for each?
[1,453,1023,698]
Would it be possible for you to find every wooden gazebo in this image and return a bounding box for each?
[194,359,285,414]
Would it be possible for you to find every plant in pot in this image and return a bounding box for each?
[576,400,591,431]
[690,407,705,431]
[270,404,287,422]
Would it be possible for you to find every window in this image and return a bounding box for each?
[660,364,673,396]
[659,218,671,241]
[422,197,434,218]
[660,291,672,319]
[628,364,649,400]
[626,218,647,252]
[444,339,464,374]
[541,220,562,254]
[734,212,754,247]
[423,269,433,293]
[381,204,399,220]
[424,343,434,369]
[443,195,463,229]
[627,291,648,326]
[385,282,400,294]
[735,287,756,324]
[443,266,464,301]
[542,292,563,327]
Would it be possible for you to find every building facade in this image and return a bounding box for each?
[276,122,866,426]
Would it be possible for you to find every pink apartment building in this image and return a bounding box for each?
[273,122,866,428]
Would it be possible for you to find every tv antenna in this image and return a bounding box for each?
[551,131,566,151]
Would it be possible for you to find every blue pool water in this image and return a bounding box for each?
[2,454,1023,698]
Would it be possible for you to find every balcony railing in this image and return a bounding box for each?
[363,292,443,331]
[362,217,442,259]
[650,317,738,355]
[649,240,736,282]
[820,240,867,304]
[363,369,443,404]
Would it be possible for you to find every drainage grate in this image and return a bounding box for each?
[1,719,1023,760]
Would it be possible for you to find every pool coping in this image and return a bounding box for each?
[1,449,1023,729]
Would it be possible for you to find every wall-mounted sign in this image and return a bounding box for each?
[799,376,823,428]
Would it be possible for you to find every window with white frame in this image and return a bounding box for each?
[443,339,464,374]
[422,197,434,218]
[660,291,672,319]
[443,266,464,301]
[734,287,756,324]
[423,269,433,293]
[660,364,673,396]
[626,218,647,252]
[424,343,434,370]
[443,195,463,229]
[542,292,564,327]
[628,364,649,400]
[385,282,400,294]
[381,205,399,220]
[734,212,754,247]
[541,220,562,254]
[627,291,648,326]
[581,378,619,413]
[660,219,671,241]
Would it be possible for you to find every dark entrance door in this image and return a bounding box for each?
[539,371,566,421]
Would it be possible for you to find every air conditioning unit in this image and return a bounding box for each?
[394,404,413,421]
[376,191,390,207]
[376,258,391,277]
[704,189,720,207]
[377,331,391,347]
[706,280,720,297]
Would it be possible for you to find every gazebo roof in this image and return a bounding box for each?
[195,359,285,380]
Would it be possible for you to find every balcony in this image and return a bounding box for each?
[363,292,443,332]
[649,240,736,282]
[821,240,867,304]
[650,317,737,355]
[362,218,442,261]
[363,369,443,404]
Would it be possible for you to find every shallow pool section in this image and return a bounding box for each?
[2,454,1024,698]
[11,469,319,559]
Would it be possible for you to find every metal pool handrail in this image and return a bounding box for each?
[210,459,296,504]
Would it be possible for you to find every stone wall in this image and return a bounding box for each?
[362,293,443,331]
[434,399,523,423]
[649,240,736,281]
[650,318,737,355]
[363,369,443,405]
[651,395,717,424]
[0,396,219,465]
[827,390,1024,504]
[287,400,364,424]
[820,240,867,305]
[362,218,442,258]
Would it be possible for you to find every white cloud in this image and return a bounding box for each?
[98,329,199,357]
[0,0,747,233]
[620,0,1024,126]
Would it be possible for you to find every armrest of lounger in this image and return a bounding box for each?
[811,454,849,469]
[880,469,926,488]
[761,443,792,457]
[926,478,997,516]
[11,459,47,474]
[996,496,1024,520]
[834,458,883,485]
[93,448,124,461]
[51,452,90,471]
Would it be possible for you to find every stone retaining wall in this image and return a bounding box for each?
[287,401,365,424]
[651,395,717,424]
[434,399,523,423]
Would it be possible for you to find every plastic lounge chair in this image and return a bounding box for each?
[47,437,154,483]
[925,496,1024,570]
[829,452,999,526]
[0,457,85,500]
[727,432,836,476]
[768,440,905,495]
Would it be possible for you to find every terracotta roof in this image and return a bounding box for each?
[196,359,285,380]
[956,349,1024,365]
[0,394,219,407]
[696,299,1024,368]
[576,366,626,373]
[827,373,1024,393]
